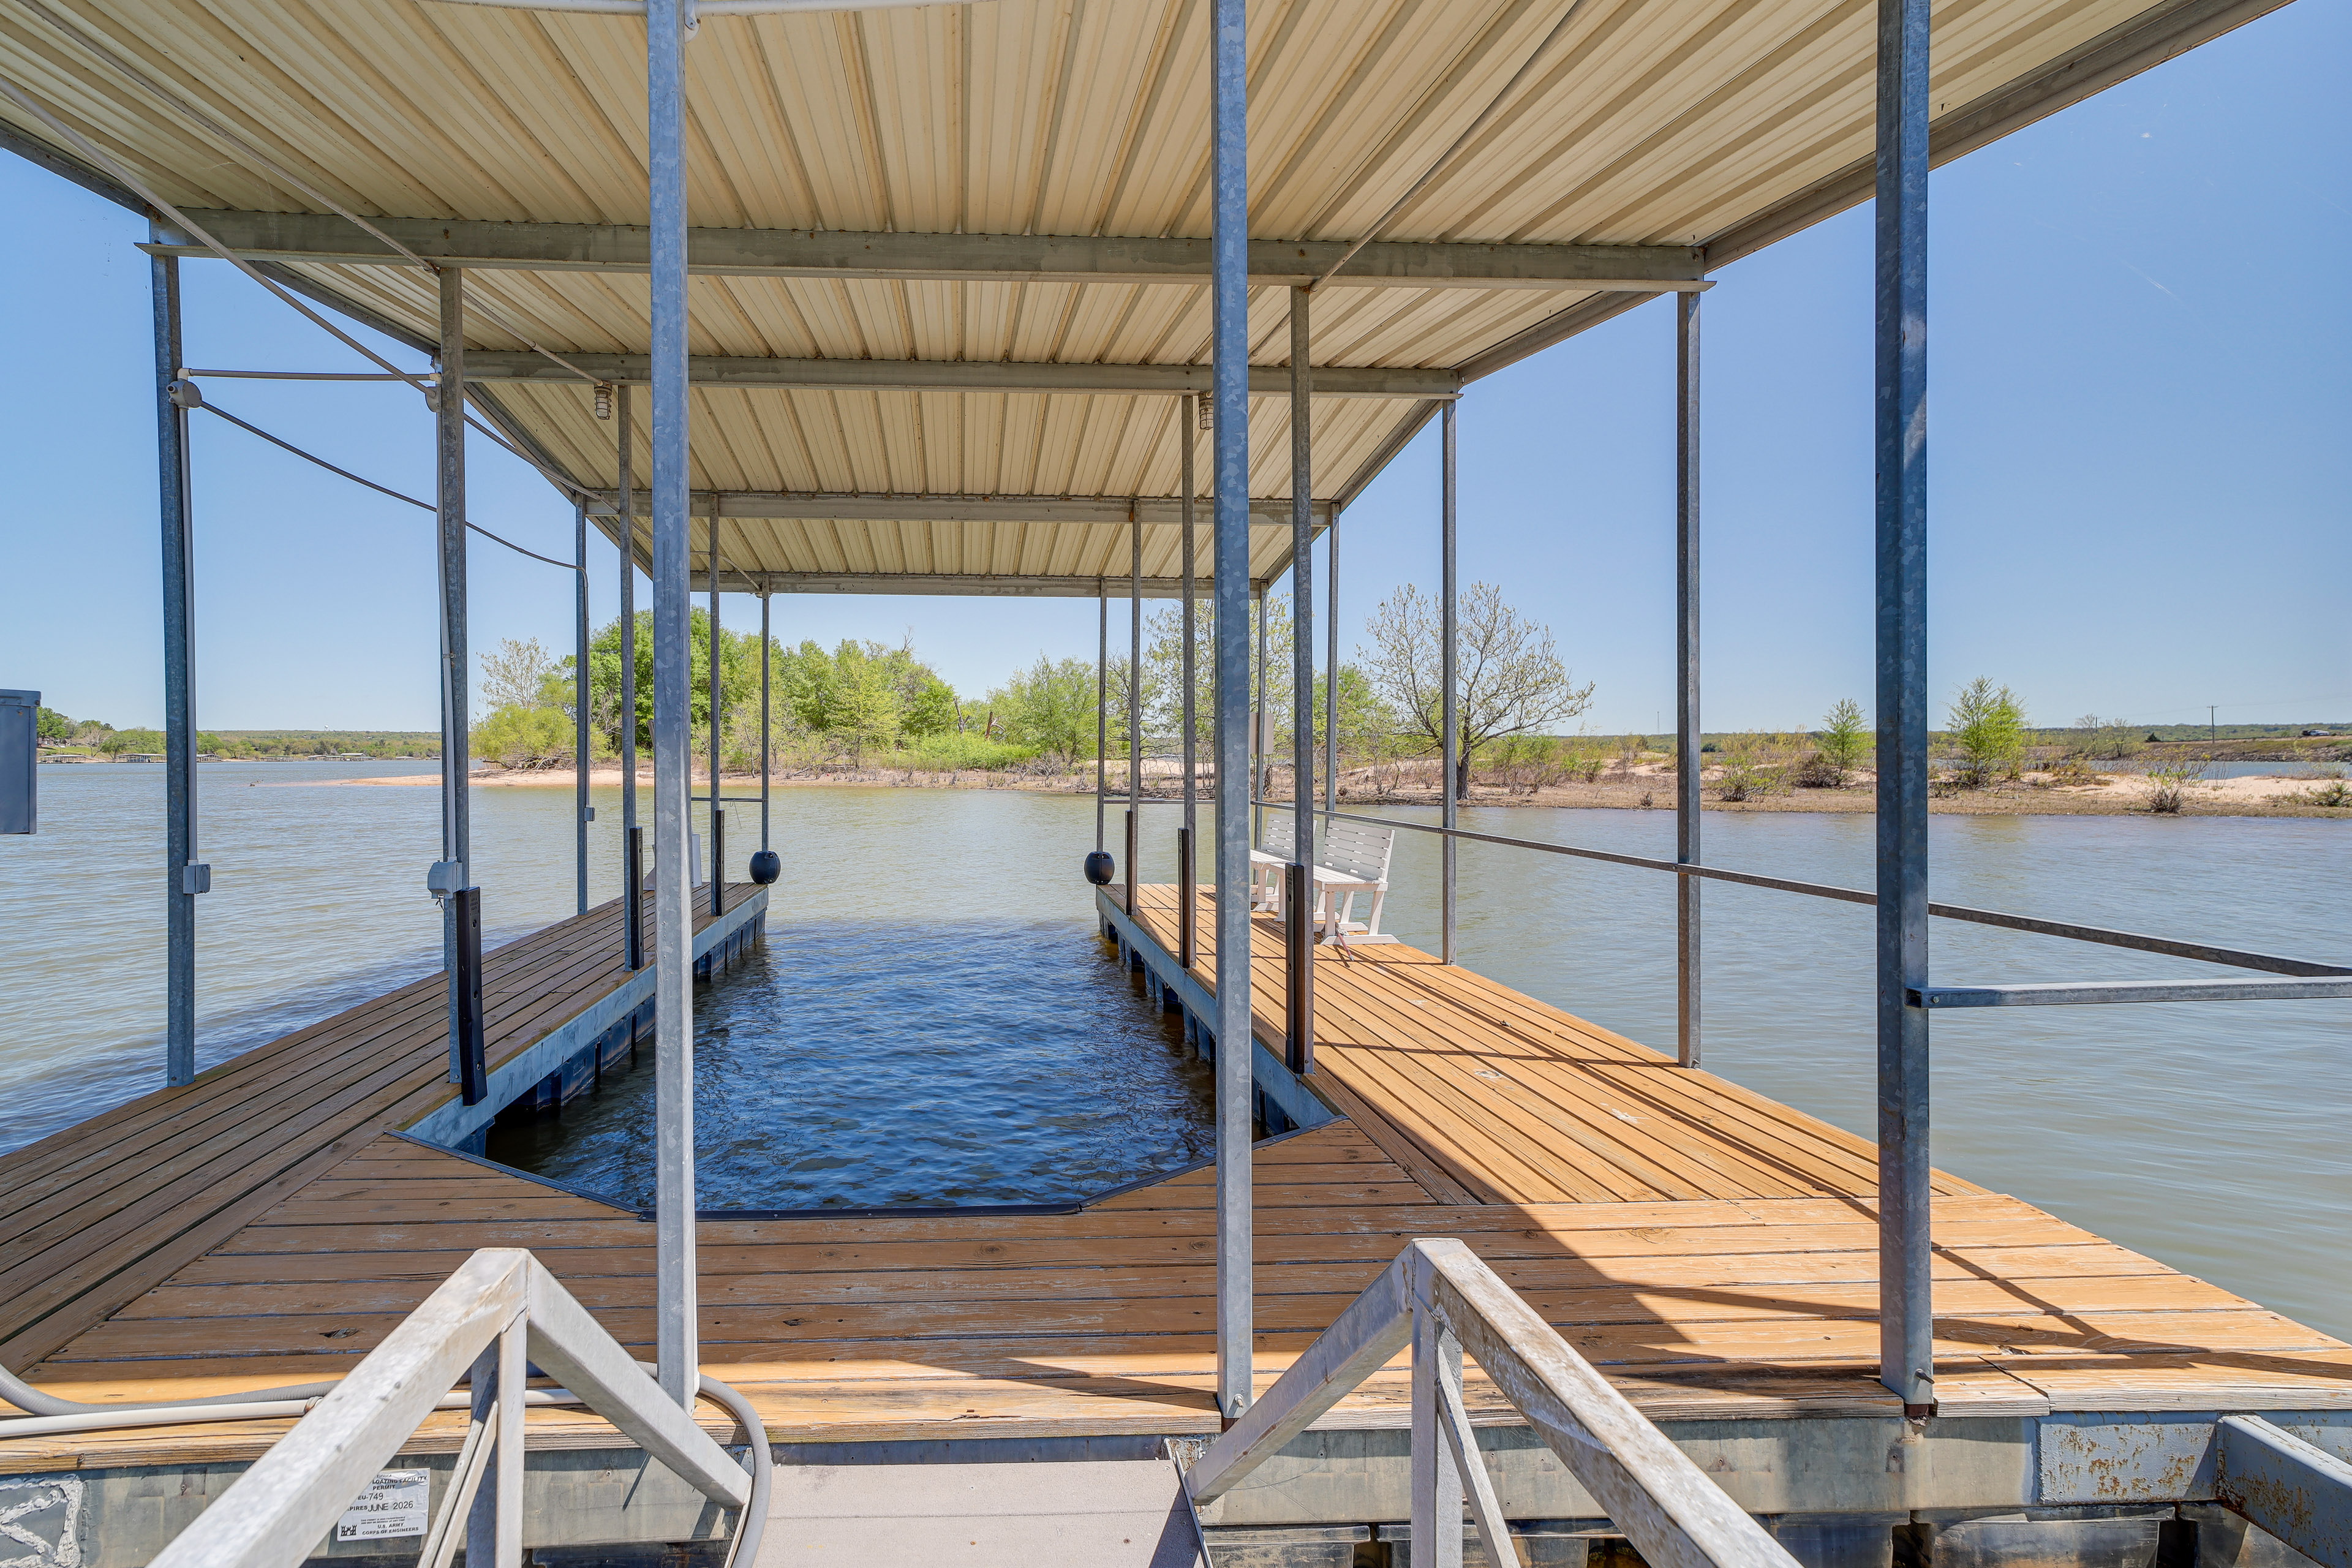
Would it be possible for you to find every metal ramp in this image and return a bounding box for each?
[756,1458,1208,1567]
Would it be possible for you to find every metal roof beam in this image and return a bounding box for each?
[589,491,1327,528]
[143,211,1707,291]
[468,352,1455,399]
[680,571,1264,599]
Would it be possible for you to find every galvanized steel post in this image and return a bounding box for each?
[1210,0,1255,1423]
[1096,590,1109,855]
[435,266,474,1087]
[618,385,641,970]
[575,502,590,918]
[646,0,699,1410]
[151,246,198,1087]
[1288,287,1314,1068]
[759,591,771,851]
[1874,0,1934,1415]
[1440,402,1458,965]
[1254,590,1268,845]
[707,529,722,916]
[1129,503,1143,915]
[1675,293,1702,1069]
[1180,397,1198,969]
[1325,513,1338,816]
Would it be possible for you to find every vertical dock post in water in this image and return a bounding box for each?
[1440,404,1458,965]
[1179,396,1197,970]
[1675,293,1702,1068]
[1128,504,1142,916]
[618,386,641,970]
[575,501,590,918]
[151,244,198,1087]
[708,530,723,917]
[435,266,482,1099]
[1875,0,1934,1417]
[1210,0,1254,1422]
[647,0,698,1411]
[1287,286,1314,1072]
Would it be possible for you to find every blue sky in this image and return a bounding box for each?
[4,2,2345,736]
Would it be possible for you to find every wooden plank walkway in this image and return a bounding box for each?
[0,884,760,1376]
[3,884,2345,1474]
[1117,883,1985,1207]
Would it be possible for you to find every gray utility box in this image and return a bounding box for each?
[0,690,36,834]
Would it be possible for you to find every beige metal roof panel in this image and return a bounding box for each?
[0,0,2268,589]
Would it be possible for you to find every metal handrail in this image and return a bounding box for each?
[1187,1239,1801,1568]
[1260,800,2350,984]
[147,1249,762,1568]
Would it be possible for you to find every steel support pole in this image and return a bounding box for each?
[1129,505,1143,914]
[1254,592,1268,844]
[619,384,641,970]
[647,0,698,1411]
[1440,404,1458,965]
[708,530,723,916]
[575,503,590,918]
[1180,397,1198,970]
[1288,287,1314,1065]
[1325,512,1338,816]
[1874,0,1934,1416]
[1096,591,1109,854]
[1675,293,1702,1069]
[435,267,476,1089]
[1210,0,1254,1423]
[151,247,198,1087]
[760,592,771,851]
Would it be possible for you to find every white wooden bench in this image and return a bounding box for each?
[1251,813,1395,944]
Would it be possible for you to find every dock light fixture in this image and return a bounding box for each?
[595,382,613,420]
[1084,850,1114,886]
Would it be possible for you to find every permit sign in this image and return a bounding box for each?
[336,1469,431,1540]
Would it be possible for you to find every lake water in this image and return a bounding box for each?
[2,766,2344,1338]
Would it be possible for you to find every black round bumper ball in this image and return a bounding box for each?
[748,849,782,884]
[1083,850,1115,886]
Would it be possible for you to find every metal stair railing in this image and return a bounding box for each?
[145,1248,761,1568]
[1185,1238,1803,1568]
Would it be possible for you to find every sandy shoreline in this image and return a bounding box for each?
[308,762,2352,818]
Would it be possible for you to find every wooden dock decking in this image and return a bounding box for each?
[4,883,2346,1477]
[0,884,762,1378]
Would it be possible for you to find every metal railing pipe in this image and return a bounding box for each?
[1189,1240,1802,1568]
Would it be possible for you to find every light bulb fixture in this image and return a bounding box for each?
[594,382,614,420]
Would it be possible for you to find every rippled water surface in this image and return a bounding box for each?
[4,769,2345,1337]
[487,921,1210,1209]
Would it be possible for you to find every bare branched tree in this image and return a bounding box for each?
[1363,581,1594,800]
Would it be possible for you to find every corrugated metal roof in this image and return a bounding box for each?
[0,0,2250,588]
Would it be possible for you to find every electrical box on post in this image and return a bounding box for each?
[0,690,36,835]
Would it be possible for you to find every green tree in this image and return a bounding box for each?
[101,726,164,756]
[1950,678,2027,785]
[586,608,764,765]
[988,654,1098,764]
[1815,698,1868,778]
[471,704,573,769]
[36,706,70,741]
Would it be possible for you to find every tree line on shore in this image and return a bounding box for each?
[465,581,1604,787]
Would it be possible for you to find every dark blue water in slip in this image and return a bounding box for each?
[485,918,1213,1211]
